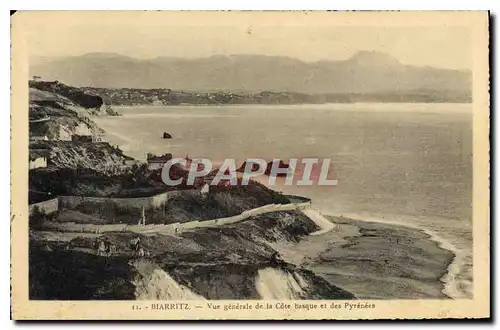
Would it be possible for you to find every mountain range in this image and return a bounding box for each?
[30,51,471,94]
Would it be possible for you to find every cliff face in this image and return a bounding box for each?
[28,82,139,199]
[30,140,132,173]
[133,261,351,300]
[29,81,134,187]
[30,80,103,111]
[29,79,125,144]
[29,87,105,142]
[29,211,355,300]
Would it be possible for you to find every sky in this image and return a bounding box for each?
[18,11,472,70]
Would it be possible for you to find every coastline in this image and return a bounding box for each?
[269,216,456,300]
[326,214,465,299]
[110,102,472,109]
[93,109,463,300]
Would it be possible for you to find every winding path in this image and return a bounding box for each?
[42,202,337,237]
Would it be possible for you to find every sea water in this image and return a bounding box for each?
[95,103,473,298]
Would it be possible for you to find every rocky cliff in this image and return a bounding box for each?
[30,80,104,111]
[29,210,355,300]
[29,86,104,141]
[30,140,133,174]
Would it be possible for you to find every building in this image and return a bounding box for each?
[29,156,47,170]
[29,149,49,169]
[180,155,207,171]
[147,153,173,171]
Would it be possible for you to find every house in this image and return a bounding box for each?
[29,156,47,170]
[29,149,49,169]
[147,153,173,171]
[180,155,207,171]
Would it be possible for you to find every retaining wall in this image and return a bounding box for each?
[58,190,183,212]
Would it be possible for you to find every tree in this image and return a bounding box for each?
[29,206,46,229]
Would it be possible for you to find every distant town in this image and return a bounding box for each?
[81,86,471,106]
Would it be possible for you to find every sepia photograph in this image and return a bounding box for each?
[10,11,490,320]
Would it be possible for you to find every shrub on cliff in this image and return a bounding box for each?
[162,181,290,223]
[30,80,104,110]
[29,206,46,229]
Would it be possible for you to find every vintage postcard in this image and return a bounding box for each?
[11,11,490,320]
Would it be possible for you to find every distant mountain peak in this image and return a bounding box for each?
[346,50,401,68]
[30,52,471,93]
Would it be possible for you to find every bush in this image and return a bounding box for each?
[29,206,46,229]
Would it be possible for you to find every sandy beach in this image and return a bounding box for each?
[269,216,454,299]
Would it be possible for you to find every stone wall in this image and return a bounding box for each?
[58,190,183,212]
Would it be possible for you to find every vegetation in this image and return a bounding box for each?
[30,80,104,110]
[29,164,174,198]
[29,206,46,229]
[163,181,291,223]
[29,206,57,229]
[29,211,355,300]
